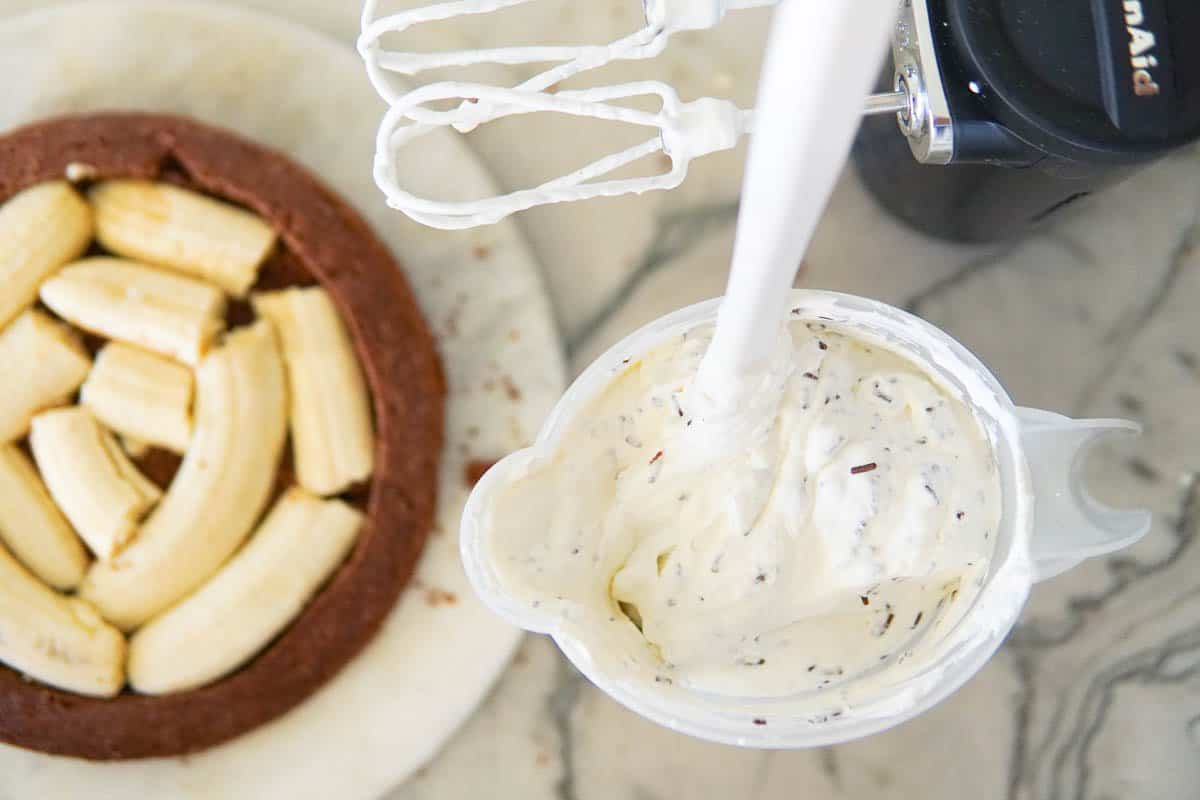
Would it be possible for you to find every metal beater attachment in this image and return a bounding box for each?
[359,0,908,229]
[359,0,778,96]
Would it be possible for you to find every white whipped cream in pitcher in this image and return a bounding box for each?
[487,319,1000,698]
[463,292,1149,746]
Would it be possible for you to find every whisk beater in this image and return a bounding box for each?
[358,0,907,229]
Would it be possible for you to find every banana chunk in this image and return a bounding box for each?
[30,407,161,562]
[129,488,362,694]
[0,309,92,442]
[82,342,193,453]
[0,444,89,591]
[0,542,125,698]
[81,320,288,631]
[39,257,226,366]
[0,181,93,329]
[253,287,374,496]
[90,180,275,297]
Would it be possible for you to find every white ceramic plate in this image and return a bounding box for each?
[0,1,565,797]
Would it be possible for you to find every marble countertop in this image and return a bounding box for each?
[201,2,1199,797]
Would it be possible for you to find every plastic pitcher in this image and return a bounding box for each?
[461,290,1151,747]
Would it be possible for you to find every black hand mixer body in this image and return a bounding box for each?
[854,0,1200,242]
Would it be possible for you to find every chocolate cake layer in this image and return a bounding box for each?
[0,113,445,760]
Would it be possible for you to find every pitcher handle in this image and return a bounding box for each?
[1016,407,1152,582]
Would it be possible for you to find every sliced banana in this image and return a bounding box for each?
[81,320,288,631]
[82,342,193,453]
[128,487,362,694]
[253,287,374,496]
[0,542,125,698]
[0,181,93,329]
[30,407,161,562]
[39,257,226,366]
[90,180,276,297]
[0,309,92,443]
[0,444,89,591]
[99,428,163,506]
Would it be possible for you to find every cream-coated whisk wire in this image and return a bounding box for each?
[372,80,756,229]
[358,0,774,229]
[359,0,778,97]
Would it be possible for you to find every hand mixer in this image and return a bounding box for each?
[360,0,1199,237]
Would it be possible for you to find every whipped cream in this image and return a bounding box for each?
[487,320,1000,698]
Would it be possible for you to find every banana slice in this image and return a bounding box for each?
[90,180,276,297]
[0,542,125,698]
[81,320,288,631]
[100,430,163,506]
[39,257,226,366]
[128,487,361,694]
[0,444,89,591]
[253,287,374,496]
[0,309,92,443]
[30,407,161,562]
[82,342,193,453]
[0,181,93,329]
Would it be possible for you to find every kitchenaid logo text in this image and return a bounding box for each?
[1123,1,1160,97]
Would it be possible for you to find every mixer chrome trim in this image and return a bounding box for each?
[892,0,953,164]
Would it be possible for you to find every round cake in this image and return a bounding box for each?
[0,113,444,760]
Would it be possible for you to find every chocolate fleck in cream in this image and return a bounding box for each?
[465,459,499,486]
[0,113,444,761]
